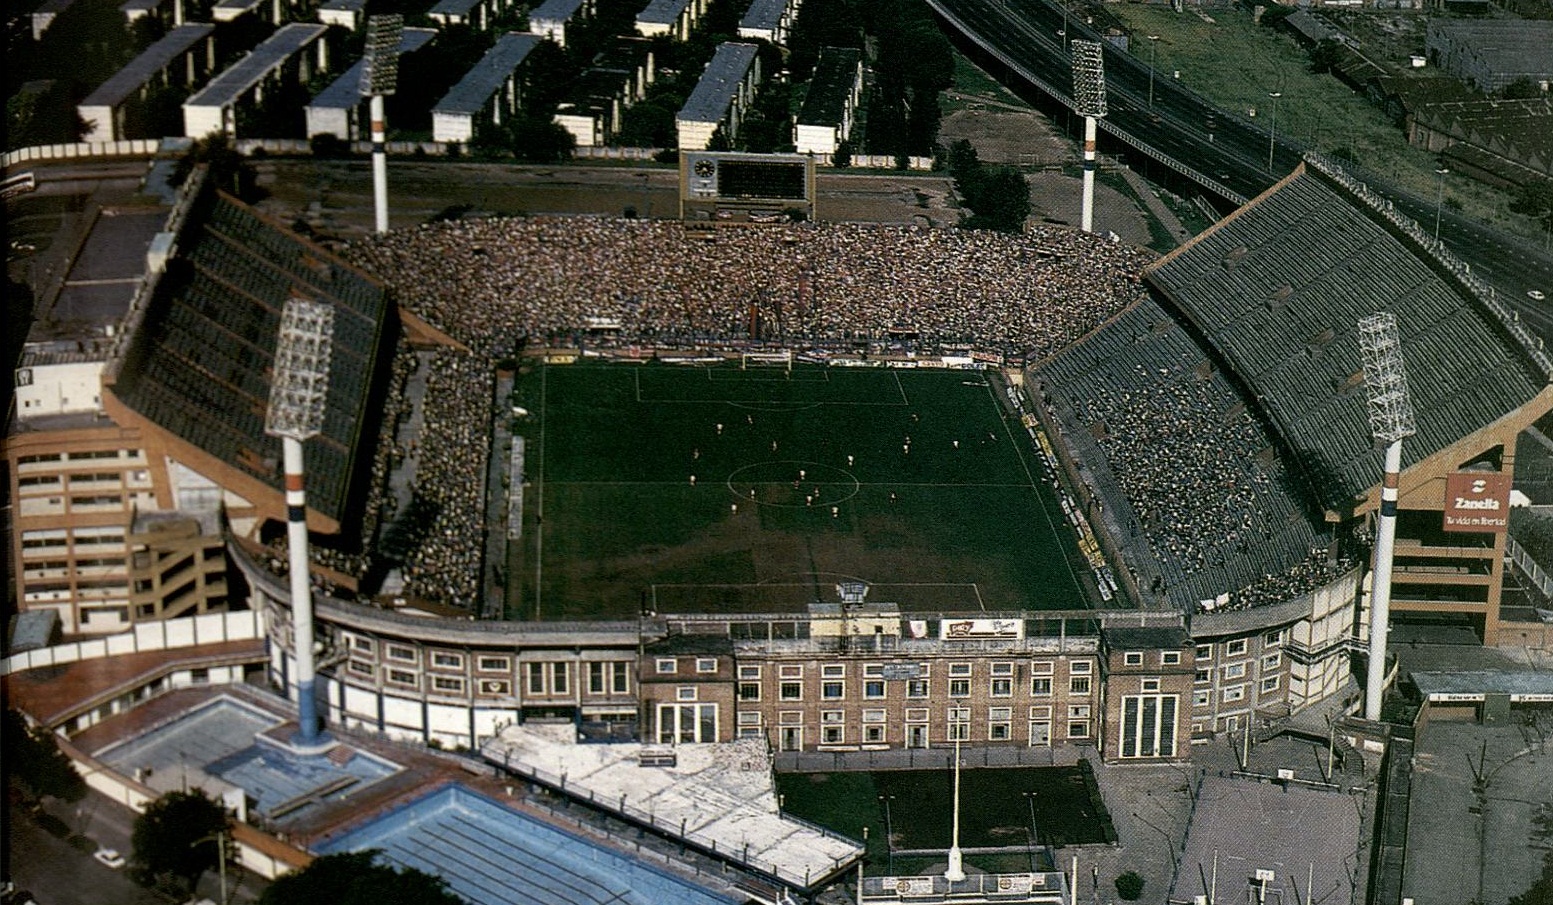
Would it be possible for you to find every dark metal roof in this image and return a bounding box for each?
[82,24,216,108]
[677,43,759,125]
[112,192,393,525]
[1145,162,1549,512]
[795,47,860,128]
[434,32,541,117]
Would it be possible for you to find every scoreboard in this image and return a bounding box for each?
[679,152,815,222]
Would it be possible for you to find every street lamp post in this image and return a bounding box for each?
[1147,35,1160,108]
[878,794,896,875]
[1433,167,1450,245]
[1267,91,1283,172]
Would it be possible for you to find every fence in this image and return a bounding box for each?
[2,609,266,676]
[2,139,161,168]
[1507,535,1553,601]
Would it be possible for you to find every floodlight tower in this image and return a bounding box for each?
[1357,312,1416,723]
[265,298,337,747]
[361,14,403,235]
[1071,40,1108,234]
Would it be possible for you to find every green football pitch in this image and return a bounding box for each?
[505,361,1091,620]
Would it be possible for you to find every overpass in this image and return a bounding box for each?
[927,0,1553,340]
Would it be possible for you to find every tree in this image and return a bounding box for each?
[130,790,230,894]
[1114,870,1146,901]
[260,851,466,905]
[1508,849,1553,905]
[172,133,259,201]
[2,710,86,804]
[832,140,853,168]
[1503,77,1542,101]
[963,167,1031,233]
[504,114,577,163]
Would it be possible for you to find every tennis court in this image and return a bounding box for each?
[507,361,1090,620]
[313,784,739,905]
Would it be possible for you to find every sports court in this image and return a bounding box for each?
[508,361,1091,620]
[312,784,740,905]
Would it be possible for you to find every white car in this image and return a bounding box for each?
[93,847,126,869]
[1529,289,1546,301]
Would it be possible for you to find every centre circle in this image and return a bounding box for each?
[727,460,861,508]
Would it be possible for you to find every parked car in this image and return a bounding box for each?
[92,848,125,869]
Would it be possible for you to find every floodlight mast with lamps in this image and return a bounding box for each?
[1071,40,1107,234]
[360,14,403,235]
[1356,312,1416,723]
[944,735,966,883]
[265,298,336,747]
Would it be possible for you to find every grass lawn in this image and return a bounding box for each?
[775,764,1114,871]
[1105,5,1537,240]
[506,361,1091,621]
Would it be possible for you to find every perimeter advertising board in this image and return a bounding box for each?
[1442,472,1510,533]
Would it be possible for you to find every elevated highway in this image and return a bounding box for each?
[928,0,1553,340]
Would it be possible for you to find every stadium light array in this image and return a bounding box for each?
[265,297,336,748]
[1356,311,1415,723]
[361,14,403,235]
[1071,40,1108,234]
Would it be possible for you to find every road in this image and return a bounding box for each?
[928,0,1553,339]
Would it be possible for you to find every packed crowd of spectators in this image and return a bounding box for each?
[343,217,1153,363]
[1036,298,1355,614]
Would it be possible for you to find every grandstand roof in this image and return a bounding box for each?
[434,32,541,117]
[795,47,860,128]
[309,28,436,112]
[1145,162,1550,513]
[677,43,759,125]
[109,192,393,527]
[81,24,215,108]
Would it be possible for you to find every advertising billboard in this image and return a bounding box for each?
[1442,472,1510,533]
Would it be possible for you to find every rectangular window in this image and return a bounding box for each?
[863,664,884,677]
[351,636,375,654]
[1196,644,1213,661]
[1029,721,1052,746]
[696,658,717,674]
[432,676,465,694]
[478,656,510,672]
[739,665,762,679]
[655,658,677,674]
[990,678,1013,697]
[950,663,973,677]
[821,709,844,723]
[551,662,569,694]
[431,652,463,670]
[1222,663,1246,680]
[864,680,886,699]
[1031,677,1053,696]
[1031,661,1054,675]
[1120,694,1178,758]
[737,712,762,726]
[348,660,373,676]
[1261,675,1281,693]
[479,679,511,696]
[676,686,697,701]
[738,682,761,701]
[1070,660,1092,674]
[1264,629,1284,647]
[1141,677,1161,693]
[1193,690,1211,707]
[386,644,416,663]
[1195,669,1211,684]
[527,662,545,695]
[907,679,929,698]
[1068,721,1090,739]
[1263,652,1282,670]
[862,709,887,723]
[780,682,803,701]
[780,665,803,679]
[1227,639,1248,656]
[864,725,886,743]
[822,725,844,744]
[1069,704,1091,719]
[1162,651,1181,666]
[1124,651,1143,666]
[1070,676,1092,695]
[990,662,1014,676]
[822,681,844,700]
[1223,685,1246,703]
[949,679,971,698]
[386,669,417,688]
[589,662,606,694]
[612,662,630,694]
[822,664,846,678]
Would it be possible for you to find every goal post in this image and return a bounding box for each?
[740,350,793,371]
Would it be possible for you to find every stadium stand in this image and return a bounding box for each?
[1146,164,1549,514]
[107,192,395,529]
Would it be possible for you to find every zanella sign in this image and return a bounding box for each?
[939,618,1023,640]
[1443,472,1510,533]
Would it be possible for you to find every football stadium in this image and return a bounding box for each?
[8,153,1553,903]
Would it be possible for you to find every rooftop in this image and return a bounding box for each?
[81,24,216,108]
[678,43,759,125]
[308,28,437,111]
[186,24,328,109]
[434,32,541,117]
[795,47,861,128]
